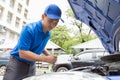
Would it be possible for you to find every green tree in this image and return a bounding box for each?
[51,25,81,54]
[65,9,95,43]
[51,25,70,48]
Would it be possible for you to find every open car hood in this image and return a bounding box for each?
[68,0,120,54]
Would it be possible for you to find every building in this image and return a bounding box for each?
[0,0,30,45]
[71,38,105,53]
[45,40,66,55]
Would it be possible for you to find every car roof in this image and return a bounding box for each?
[68,0,120,54]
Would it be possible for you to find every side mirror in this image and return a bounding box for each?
[74,56,80,60]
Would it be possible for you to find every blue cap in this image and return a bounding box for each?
[44,4,63,22]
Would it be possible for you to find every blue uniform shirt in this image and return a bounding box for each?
[10,20,51,64]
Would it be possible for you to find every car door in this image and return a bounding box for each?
[71,51,96,68]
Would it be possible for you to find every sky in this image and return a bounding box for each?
[28,0,70,22]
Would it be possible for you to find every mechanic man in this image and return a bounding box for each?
[3,4,62,80]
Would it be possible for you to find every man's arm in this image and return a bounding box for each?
[19,50,57,64]
[43,48,51,56]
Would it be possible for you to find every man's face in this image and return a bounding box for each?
[42,14,59,31]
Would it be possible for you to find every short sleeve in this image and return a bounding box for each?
[18,25,33,50]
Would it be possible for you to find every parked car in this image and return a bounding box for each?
[24,0,120,80]
[52,49,109,72]
[0,50,10,75]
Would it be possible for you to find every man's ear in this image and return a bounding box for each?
[42,14,47,20]
[41,14,44,20]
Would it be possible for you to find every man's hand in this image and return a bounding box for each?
[42,49,57,64]
[46,55,57,64]
[41,55,57,64]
